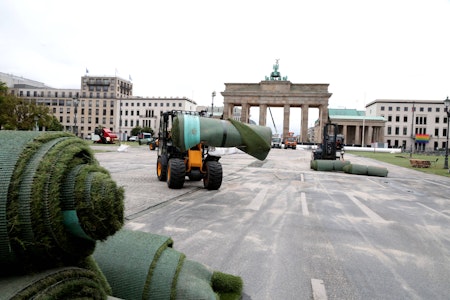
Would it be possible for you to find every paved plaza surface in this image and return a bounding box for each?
[93,144,450,300]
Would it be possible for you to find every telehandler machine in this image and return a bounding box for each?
[156,110,223,190]
[156,110,272,190]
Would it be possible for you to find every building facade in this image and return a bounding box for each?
[366,99,449,151]
[313,108,386,146]
[1,72,197,139]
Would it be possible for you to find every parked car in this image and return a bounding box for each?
[128,136,138,142]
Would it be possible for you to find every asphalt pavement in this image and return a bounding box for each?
[93,144,450,300]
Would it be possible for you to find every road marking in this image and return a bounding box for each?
[348,194,388,223]
[417,203,450,220]
[301,192,309,216]
[246,187,268,211]
[311,278,327,300]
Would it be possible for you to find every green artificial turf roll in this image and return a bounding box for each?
[0,131,124,273]
[171,114,272,161]
[310,160,318,170]
[0,131,41,266]
[333,160,351,171]
[93,229,244,300]
[343,163,368,175]
[342,164,388,177]
[315,160,334,171]
[367,166,389,177]
[93,229,173,299]
[228,118,272,161]
[0,267,109,299]
[211,271,244,300]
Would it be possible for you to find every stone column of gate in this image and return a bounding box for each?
[223,103,231,119]
[259,104,267,126]
[241,102,250,123]
[283,104,290,139]
[318,104,328,143]
[343,124,348,142]
[301,104,309,143]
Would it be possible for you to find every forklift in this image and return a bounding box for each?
[312,121,344,160]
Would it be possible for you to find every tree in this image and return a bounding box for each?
[0,81,62,130]
[131,126,154,136]
[131,126,142,136]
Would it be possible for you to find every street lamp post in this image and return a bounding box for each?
[34,115,39,131]
[73,97,79,136]
[211,91,216,117]
[444,96,450,169]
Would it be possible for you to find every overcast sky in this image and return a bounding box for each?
[1,0,450,132]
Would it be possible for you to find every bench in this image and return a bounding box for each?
[409,159,431,168]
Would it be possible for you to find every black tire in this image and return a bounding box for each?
[167,158,186,189]
[188,169,203,181]
[157,155,168,181]
[203,160,222,190]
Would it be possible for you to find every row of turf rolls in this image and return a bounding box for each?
[0,131,244,299]
[311,159,388,177]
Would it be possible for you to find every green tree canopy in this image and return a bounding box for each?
[0,81,62,131]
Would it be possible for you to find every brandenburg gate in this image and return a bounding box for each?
[221,61,331,142]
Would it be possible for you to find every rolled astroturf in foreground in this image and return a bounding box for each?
[93,229,244,300]
[1,131,244,299]
[0,131,124,273]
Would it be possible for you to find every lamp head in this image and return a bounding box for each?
[445,96,450,108]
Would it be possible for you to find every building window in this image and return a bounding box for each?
[403,116,408,122]
[419,107,424,112]
[395,127,399,135]
[388,116,392,122]
[395,116,400,122]
[178,103,182,107]
[436,117,440,123]
[387,126,392,134]
[381,106,385,111]
[436,107,440,112]
[444,128,448,137]
[428,107,432,112]
[388,106,392,111]
[435,128,439,137]
[404,107,408,111]
[403,127,407,135]
[396,107,400,111]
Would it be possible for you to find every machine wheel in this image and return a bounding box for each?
[203,160,222,190]
[157,155,168,181]
[188,169,203,181]
[149,143,155,150]
[167,158,186,189]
